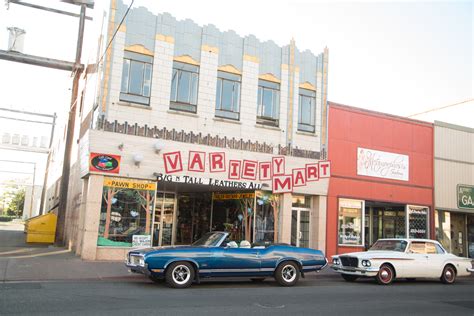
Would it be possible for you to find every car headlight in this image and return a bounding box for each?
[333,258,340,265]
[361,260,371,267]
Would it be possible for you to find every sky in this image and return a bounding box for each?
[0,0,472,189]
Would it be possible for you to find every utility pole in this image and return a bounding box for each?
[2,0,94,245]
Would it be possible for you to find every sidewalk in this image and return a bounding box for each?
[0,222,138,282]
[0,222,339,282]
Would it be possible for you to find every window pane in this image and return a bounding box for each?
[143,63,152,97]
[233,81,240,112]
[262,88,273,118]
[257,87,263,116]
[171,69,178,102]
[273,90,280,119]
[129,60,144,95]
[177,70,191,103]
[121,59,130,93]
[190,73,198,105]
[221,80,234,111]
[338,199,363,246]
[216,79,222,109]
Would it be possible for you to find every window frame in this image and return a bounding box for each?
[215,71,241,121]
[120,51,154,106]
[170,61,200,113]
[257,79,280,127]
[298,88,317,133]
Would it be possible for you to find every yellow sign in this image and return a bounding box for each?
[212,193,255,200]
[104,177,156,191]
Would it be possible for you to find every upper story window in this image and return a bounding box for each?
[298,88,316,133]
[120,51,153,105]
[257,80,280,127]
[170,61,199,113]
[215,71,241,120]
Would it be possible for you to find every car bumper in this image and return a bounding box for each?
[467,267,474,273]
[125,262,151,276]
[331,265,379,277]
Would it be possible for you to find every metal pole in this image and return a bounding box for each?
[39,113,56,214]
[28,163,36,219]
[56,4,86,245]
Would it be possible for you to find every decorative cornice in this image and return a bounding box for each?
[174,55,200,66]
[299,81,316,91]
[125,44,154,56]
[259,73,281,84]
[218,64,242,75]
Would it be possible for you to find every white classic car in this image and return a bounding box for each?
[332,238,474,285]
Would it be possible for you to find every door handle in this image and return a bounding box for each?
[298,231,302,239]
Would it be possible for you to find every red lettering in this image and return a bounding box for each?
[292,168,306,187]
[241,160,258,180]
[306,163,319,182]
[272,175,293,193]
[272,157,285,175]
[188,151,205,172]
[209,152,226,172]
[228,160,241,180]
[259,162,272,181]
[163,151,183,174]
[319,161,331,178]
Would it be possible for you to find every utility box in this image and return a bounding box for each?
[25,213,57,243]
[7,27,26,53]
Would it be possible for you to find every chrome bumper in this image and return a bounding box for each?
[331,264,379,276]
[467,267,474,273]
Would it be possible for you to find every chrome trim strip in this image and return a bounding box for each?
[467,268,474,273]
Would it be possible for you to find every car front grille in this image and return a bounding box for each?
[340,256,358,267]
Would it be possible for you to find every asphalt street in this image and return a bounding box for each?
[1,275,474,315]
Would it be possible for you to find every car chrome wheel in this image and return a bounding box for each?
[376,264,395,285]
[441,265,456,284]
[282,264,297,282]
[275,261,300,286]
[172,265,191,285]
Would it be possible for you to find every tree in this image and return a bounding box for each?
[1,185,26,218]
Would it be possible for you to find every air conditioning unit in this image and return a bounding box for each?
[7,27,25,53]
[21,135,29,146]
[40,136,48,148]
[11,134,20,145]
[2,133,11,144]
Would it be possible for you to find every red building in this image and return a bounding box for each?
[327,102,434,258]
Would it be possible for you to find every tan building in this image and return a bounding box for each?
[434,121,474,258]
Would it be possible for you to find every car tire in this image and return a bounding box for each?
[149,275,163,283]
[440,265,456,284]
[165,261,195,288]
[341,274,359,282]
[376,264,395,285]
[405,278,416,282]
[250,278,266,282]
[275,261,300,287]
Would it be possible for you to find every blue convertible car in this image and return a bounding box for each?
[125,231,327,288]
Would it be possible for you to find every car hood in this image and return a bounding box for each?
[334,251,407,260]
[129,245,195,255]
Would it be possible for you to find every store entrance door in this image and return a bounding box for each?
[291,209,310,248]
[450,213,466,257]
[152,192,176,247]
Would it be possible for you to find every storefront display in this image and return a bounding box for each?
[98,177,156,247]
[338,199,364,246]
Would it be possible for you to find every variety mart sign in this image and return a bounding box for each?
[160,150,330,193]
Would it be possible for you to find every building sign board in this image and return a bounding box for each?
[103,177,157,191]
[458,184,474,210]
[159,150,330,193]
[212,193,255,200]
[357,147,409,181]
[90,153,121,174]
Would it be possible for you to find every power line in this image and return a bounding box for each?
[408,98,473,118]
[97,0,135,66]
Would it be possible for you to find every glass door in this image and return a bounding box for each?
[152,192,176,246]
[291,209,310,248]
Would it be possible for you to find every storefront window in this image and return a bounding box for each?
[338,199,364,246]
[435,210,451,252]
[468,215,474,259]
[97,178,155,247]
[255,191,279,244]
[407,205,429,239]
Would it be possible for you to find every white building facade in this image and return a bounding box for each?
[48,0,330,260]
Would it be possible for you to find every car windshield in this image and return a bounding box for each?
[191,232,226,247]
[369,240,408,252]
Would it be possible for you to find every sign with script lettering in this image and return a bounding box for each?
[357,147,409,181]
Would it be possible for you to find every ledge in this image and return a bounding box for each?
[167,109,199,118]
[296,130,318,137]
[115,101,152,110]
[255,124,281,131]
[213,117,242,125]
